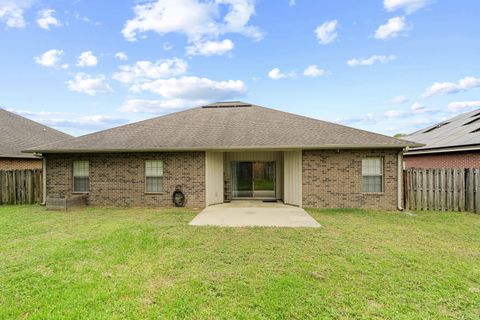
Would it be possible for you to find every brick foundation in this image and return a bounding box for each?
[404,151,480,168]
[45,152,205,208]
[0,158,42,170]
[302,149,399,210]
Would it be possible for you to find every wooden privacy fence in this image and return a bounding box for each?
[404,168,480,213]
[0,169,43,205]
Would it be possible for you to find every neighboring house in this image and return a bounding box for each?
[25,102,418,210]
[0,108,71,170]
[403,109,480,168]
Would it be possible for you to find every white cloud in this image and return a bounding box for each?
[390,95,409,104]
[131,76,246,101]
[338,102,438,127]
[410,102,426,112]
[37,9,62,30]
[112,58,188,84]
[72,12,101,26]
[119,98,206,113]
[347,55,396,66]
[67,73,113,96]
[374,16,408,40]
[268,68,286,80]
[76,51,98,67]
[303,65,325,77]
[186,39,234,56]
[34,49,65,68]
[9,109,129,133]
[423,76,480,98]
[288,0,296,6]
[384,0,431,14]
[447,101,480,112]
[315,19,337,44]
[115,52,128,61]
[0,1,29,28]
[121,0,262,50]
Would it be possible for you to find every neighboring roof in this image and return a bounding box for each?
[404,108,480,155]
[25,102,419,153]
[0,108,72,158]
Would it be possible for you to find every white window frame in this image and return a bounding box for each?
[145,160,164,193]
[362,158,384,193]
[73,160,89,193]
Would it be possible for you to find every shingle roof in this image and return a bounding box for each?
[0,108,71,158]
[404,108,480,154]
[25,102,418,153]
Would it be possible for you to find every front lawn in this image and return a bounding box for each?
[1,206,479,319]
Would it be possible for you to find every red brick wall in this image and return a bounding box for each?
[0,158,42,170]
[404,151,480,168]
[46,152,205,208]
[302,149,400,211]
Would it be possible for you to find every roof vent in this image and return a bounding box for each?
[202,101,251,108]
[463,117,480,126]
[471,127,480,133]
[423,122,450,133]
[471,111,480,118]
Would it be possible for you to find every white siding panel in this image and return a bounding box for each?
[284,150,302,206]
[206,152,224,205]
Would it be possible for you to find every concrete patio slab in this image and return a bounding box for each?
[189,200,321,228]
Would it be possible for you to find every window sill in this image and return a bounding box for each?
[145,192,164,195]
[72,192,89,195]
[362,192,385,195]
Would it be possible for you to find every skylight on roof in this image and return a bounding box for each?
[463,117,480,126]
[202,101,251,108]
[423,122,450,133]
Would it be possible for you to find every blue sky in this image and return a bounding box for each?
[0,0,479,136]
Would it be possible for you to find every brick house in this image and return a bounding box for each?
[26,102,418,210]
[0,108,71,170]
[403,109,480,168]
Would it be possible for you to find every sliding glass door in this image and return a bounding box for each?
[232,161,275,199]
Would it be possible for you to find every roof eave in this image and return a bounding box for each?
[405,144,480,155]
[1,154,40,159]
[24,143,415,154]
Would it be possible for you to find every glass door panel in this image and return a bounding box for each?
[232,162,253,198]
[253,162,275,198]
[232,161,276,199]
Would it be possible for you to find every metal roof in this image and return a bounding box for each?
[25,102,419,154]
[404,108,480,154]
[0,108,72,158]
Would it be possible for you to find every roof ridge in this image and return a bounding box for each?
[70,105,205,140]
[0,108,72,138]
[252,103,416,145]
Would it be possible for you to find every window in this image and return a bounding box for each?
[73,160,89,192]
[362,158,383,193]
[145,160,163,193]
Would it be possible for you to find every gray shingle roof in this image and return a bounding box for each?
[404,108,480,153]
[0,108,71,158]
[25,102,418,153]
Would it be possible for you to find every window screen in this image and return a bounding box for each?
[145,160,163,192]
[73,160,89,192]
[362,158,383,192]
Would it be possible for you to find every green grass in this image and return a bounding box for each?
[1,206,479,319]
